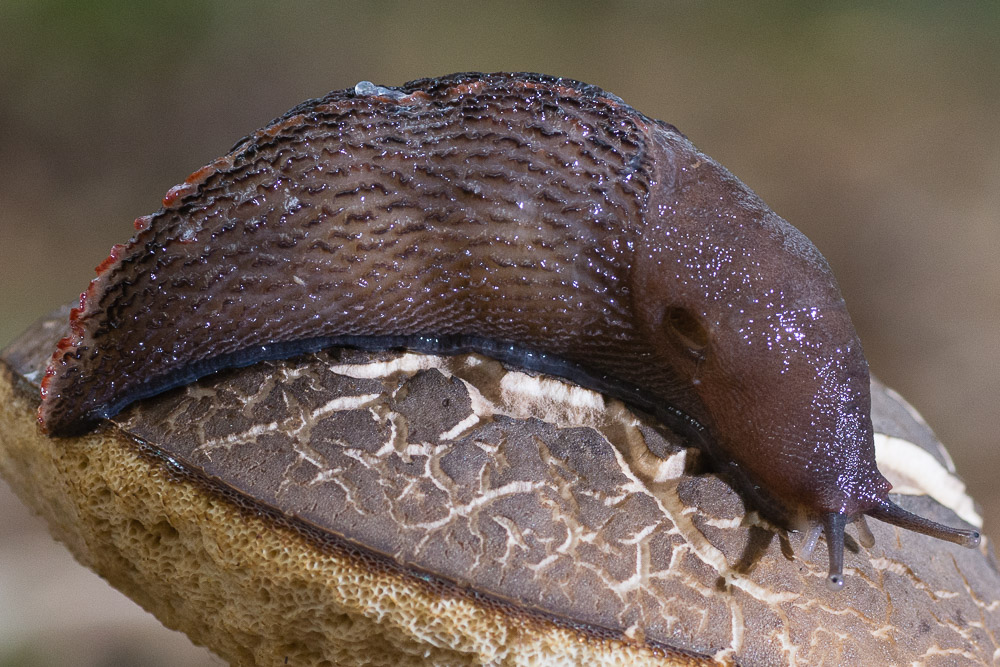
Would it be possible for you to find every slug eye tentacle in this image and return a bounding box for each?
[867,499,981,548]
[822,512,848,591]
[800,503,976,591]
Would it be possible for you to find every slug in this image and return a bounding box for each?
[38,71,979,589]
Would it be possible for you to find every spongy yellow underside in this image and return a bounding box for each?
[0,365,702,667]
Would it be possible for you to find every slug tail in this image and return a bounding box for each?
[867,500,981,548]
[823,512,847,591]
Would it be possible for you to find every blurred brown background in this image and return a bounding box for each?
[1,2,997,664]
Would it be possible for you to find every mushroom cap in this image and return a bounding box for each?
[1,309,997,666]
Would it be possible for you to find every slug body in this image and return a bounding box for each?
[39,72,978,587]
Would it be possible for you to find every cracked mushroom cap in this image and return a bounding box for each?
[1,309,998,666]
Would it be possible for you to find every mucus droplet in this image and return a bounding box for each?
[354,81,407,101]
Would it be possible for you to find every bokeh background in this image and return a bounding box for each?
[1,2,997,664]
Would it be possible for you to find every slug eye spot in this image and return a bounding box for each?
[664,306,710,360]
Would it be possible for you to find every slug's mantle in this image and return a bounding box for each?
[2,310,999,665]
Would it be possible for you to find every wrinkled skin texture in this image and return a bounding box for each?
[38,72,977,586]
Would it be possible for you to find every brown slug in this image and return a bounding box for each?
[38,71,979,589]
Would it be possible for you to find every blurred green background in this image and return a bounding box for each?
[1,2,997,664]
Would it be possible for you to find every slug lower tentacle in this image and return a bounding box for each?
[38,71,979,586]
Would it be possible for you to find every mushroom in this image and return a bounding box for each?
[1,308,998,666]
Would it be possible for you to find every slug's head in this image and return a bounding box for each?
[633,129,980,588]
